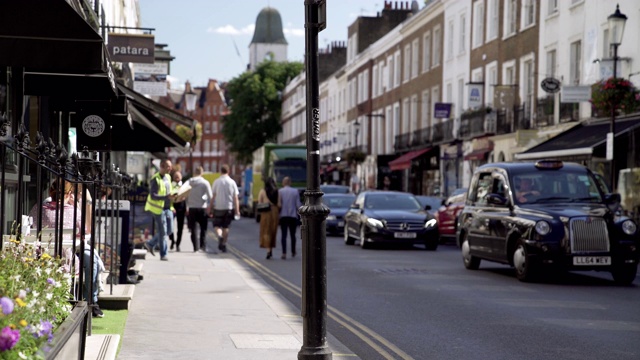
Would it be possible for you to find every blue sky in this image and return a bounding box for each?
[139,0,384,89]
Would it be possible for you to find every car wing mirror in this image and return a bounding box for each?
[486,193,508,206]
[604,193,621,212]
[424,204,432,211]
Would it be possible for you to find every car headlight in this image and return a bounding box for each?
[326,215,337,221]
[366,218,384,228]
[535,221,551,236]
[424,219,437,228]
[622,220,637,235]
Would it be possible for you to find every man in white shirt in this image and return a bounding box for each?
[208,164,240,253]
[182,166,212,252]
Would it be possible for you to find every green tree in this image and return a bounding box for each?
[222,61,304,163]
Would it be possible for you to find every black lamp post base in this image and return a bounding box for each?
[298,346,332,360]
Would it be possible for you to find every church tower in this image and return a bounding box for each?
[248,7,288,70]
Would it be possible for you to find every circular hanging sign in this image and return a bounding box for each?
[82,115,106,137]
[541,77,561,94]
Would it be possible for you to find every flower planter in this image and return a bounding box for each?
[41,301,89,360]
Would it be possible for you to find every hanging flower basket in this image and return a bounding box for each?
[345,150,366,164]
[590,77,640,117]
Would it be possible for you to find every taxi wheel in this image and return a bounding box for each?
[461,233,480,270]
[360,226,370,249]
[611,264,637,285]
[513,239,538,282]
[344,224,355,245]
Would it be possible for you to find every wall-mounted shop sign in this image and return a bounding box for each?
[108,33,155,63]
[541,77,561,94]
[133,63,168,96]
[434,103,452,119]
[561,86,591,103]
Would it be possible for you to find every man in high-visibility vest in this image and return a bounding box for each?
[144,159,176,261]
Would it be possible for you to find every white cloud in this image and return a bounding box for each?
[283,27,305,37]
[208,24,255,35]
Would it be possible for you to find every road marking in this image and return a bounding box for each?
[227,246,415,360]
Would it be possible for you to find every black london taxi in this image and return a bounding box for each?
[457,160,639,284]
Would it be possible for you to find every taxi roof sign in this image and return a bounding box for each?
[535,160,564,169]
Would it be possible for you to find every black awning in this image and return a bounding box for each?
[0,0,106,73]
[516,118,640,160]
[118,83,196,128]
[126,102,188,152]
[23,69,117,100]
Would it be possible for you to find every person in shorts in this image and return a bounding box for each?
[208,164,240,252]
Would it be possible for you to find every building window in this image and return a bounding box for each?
[411,39,419,79]
[547,0,558,16]
[206,105,211,116]
[212,105,217,116]
[394,51,401,88]
[404,45,411,83]
[505,0,517,36]
[522,58,534,113]
[379,61,385,94]
[457,78,464,115]
[433,26,441,66]
[487,0,499,41]
[402,98,410,134]
[212,121,218,133]
[385,106,393,154]
[357,72,364,103]
[363,69,369,103]
[204,139,210,153]
[447,20,454,60]
[204,121,210,134]
[388,55,394,89]
[473,1,484,48]
[421,90,430,128]
[219,105,225,115]
[546,49,556,77]
[431,86,440,121]
[211,161,218,173]
[410,94,418,134]
[212,139,219,152]
[459,13,466,54]
[570,40,582,85]
[204,162,210,172]
[486,62,497,106]
[423,32,431,73]
[372,64,379,98]
[522,0,535,28]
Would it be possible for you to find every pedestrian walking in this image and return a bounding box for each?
[169,170,186,251]
[277,176,301,259]
[208,164,240,253]
[143,159,175,261]
[182,166,212,252]
[257,177,279,259]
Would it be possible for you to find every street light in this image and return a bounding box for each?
[185,88,198,175]
[607,4,627,191]
[353,120,361,150]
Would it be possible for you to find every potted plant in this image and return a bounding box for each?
[0,232,74,359]
[590,77,640,117]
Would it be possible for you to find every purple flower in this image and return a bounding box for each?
[30,320,54,342]
[0,297,13,315]
[0,326,20,351]
[47,278,56,286]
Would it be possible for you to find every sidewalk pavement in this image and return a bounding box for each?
[116,233,357,359]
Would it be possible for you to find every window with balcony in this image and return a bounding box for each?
[473,1,484,48]
[423,32,431,73]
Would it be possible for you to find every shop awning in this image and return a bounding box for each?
[23,66,117,99]
[125,103,189,152]
[388,148,431,171]
[0,0,106,73]
[118,84,196,129]
[515,118,640,160]
[464,149,491,161]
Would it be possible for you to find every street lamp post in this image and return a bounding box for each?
[607,4,627,191]
[299,1,331,359]
[353,120,361,150]
[185,88,198,175]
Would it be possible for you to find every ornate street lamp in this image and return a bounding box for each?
[607,4,627,190]
[185,88,198,175]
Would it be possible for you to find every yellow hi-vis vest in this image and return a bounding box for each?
[145,173,173,215]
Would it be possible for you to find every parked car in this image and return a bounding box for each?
[344,191,439,250]
[323,193,356,235]
[415,195,444,216]
[458,160,639,284]
[435,188,467,241]
[321,184,350,194]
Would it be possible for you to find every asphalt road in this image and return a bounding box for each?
[226,217,640,360]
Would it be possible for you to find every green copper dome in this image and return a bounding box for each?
[250,7,288,45]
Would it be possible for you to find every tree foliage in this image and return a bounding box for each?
[222,61,304,164]
[175,121,203,145]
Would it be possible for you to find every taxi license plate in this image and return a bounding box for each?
[338,221,344,227]
[394,232,417,239]
[573,256,611,266]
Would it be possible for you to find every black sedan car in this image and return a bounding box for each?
[344,191,439,250]
[458,160,639,284]
[320,184,351,194]
[323,193,356,235]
